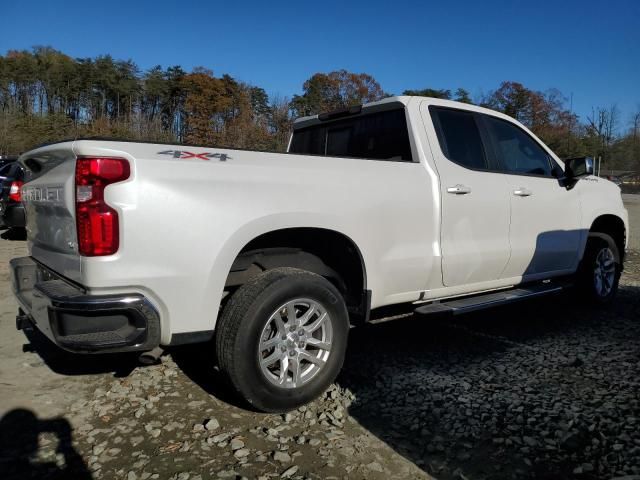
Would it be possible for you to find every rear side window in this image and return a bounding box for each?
[290,108,413,161]
[289,127,325,156]
[430,107,487,170]
[484,115,553,176]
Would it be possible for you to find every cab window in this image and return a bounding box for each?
[429,107,488,170]
[290,107,413,161]
[483,115,553,176]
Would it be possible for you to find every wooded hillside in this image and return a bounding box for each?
[1,47,638,171]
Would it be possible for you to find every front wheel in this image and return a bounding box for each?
[576,233,621,305]
[215,268,349,412]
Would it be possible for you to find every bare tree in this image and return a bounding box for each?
[268,94,293,152]
[587,105,619,161]
[630,106,640,142]
[630,106,640,166]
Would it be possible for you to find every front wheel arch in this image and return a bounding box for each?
[587,215,626,264]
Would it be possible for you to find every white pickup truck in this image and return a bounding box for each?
[10,96,628,412]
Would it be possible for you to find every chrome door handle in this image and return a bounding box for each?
[447,184,472,195]
[513,188,532,197]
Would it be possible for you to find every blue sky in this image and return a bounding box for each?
[2,0,639,128]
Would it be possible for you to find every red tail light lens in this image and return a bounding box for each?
[75,157,130,256]
[9,181,23,202]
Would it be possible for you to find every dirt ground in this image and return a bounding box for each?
[1,198,639,480]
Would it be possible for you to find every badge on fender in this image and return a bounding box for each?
[158,150,230,161]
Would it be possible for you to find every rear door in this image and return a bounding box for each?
[481,114,582,277]
[423,105,511,287]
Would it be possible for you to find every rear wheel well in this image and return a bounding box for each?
[589,215,626,262]
[225,228,369,322]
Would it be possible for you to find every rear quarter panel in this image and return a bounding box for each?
[73,141,438,343]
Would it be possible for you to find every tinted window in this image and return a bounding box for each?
[289,126,325,156]
[290,108,413,161]
[430,107,487,170]
[484,116,552,176]
[0,163,22,180]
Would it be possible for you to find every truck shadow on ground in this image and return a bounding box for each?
[21,327,139,378]
[16,282,640,479]
[170,285,640,479]
[0,227,26,241]
[170,347,249,406]
[337,285,640,479]
[0,408,92,480]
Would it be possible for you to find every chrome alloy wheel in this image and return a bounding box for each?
[594,247,616,297]
[258,298,333,389]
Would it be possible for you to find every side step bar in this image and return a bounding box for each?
[414,282,570,317]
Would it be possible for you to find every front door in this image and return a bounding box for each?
[423,104,511,287]
[481,114,582,277]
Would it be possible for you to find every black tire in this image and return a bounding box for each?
[215,267,349,412]
[576,233,621,305]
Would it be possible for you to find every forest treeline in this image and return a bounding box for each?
[1,47,638,171]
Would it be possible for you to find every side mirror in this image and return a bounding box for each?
[564,156,594,179]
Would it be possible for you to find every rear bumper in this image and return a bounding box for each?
[10,256,160,353]
[0,202,25,228]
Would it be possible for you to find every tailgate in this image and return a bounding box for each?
[19,142,81,282]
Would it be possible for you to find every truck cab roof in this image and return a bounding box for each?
[292,95,522,130]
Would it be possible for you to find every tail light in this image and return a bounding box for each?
[75,157,130,256]
[9,181,23,202]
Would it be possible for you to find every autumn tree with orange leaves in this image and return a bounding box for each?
[290,69,386,117]
[180,68,229,145]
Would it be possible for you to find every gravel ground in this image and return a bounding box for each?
[1,201,639,480]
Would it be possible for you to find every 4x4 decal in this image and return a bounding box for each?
[158,150,230,161]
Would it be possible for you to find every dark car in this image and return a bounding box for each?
[0,162,25,230]
[0,155,18,170]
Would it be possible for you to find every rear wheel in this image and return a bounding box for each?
[215,268,349,412]
[576,233,621,305]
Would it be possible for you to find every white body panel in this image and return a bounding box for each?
[419,102,512,287]
[17,97,629,344]
[502,174,583,278]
